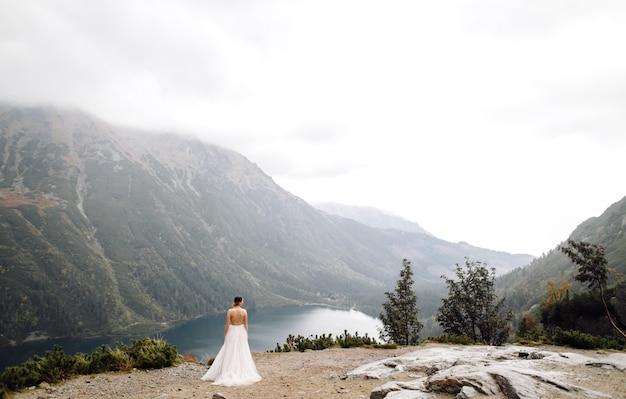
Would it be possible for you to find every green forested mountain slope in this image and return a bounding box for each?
[497,195,626,314]
[0,105,533,343]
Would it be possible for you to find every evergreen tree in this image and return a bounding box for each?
[379,259,423,345]
[436,258,512,345]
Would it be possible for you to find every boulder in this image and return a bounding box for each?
[348,345,616,398]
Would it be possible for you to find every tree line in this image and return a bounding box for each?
[378,240,625,348]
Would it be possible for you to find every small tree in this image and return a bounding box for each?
[539,279,572,336]
[379,259,423,345]
[516,312,540,341]
[559,239,626,339]
[542,279,571,307]
[436,258,512,345]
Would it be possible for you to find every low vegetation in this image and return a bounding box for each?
[0,337,181,399]
[268,330,381,352]
[0,330,389,398]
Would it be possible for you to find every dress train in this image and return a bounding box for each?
[201,324,261,386]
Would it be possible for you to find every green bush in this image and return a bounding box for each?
[268,330,379,352]
[0,345,75,393]
[123,338,180,369]
[426,335,474,345]
[552,328,625,350]
[71,352,92,375]
[0,337,181,396]
[0,364,41,392]
[91,346,134,372]
[35,345,76,383]
[336,330,378,348]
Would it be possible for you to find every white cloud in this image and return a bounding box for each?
[1,0,625,255]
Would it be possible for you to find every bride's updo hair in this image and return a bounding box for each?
[233,296,243,306]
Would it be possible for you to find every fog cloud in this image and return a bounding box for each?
[1,0,625,254]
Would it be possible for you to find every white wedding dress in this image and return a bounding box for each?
[201,324,262,386]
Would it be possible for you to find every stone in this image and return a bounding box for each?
[348,345,617,399]
[329,372,341,380]
[456,385,480,399]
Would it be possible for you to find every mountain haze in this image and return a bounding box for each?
[314,202,433,236]
[0,105,533,344]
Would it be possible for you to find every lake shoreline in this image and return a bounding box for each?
[1,305,382,371]
[4,303,357,345]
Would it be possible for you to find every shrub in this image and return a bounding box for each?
[0,336,181,396]
[552,328,625,350]
[86,344,133,373]
[122,338,180,369]
[336,330,378,348]
[0,364,41,392]
[268,331,379,352]
[426,335,474,345]
[33,345,76,383]
[271,334,336,352]
[71,353,92,375]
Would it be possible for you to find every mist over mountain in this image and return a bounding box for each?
[314,202,433,236]
[0,104,534,343]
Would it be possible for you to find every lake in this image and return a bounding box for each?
[0,306,382,370]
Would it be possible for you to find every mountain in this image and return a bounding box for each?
[497,195,626,317]
[313,202,433,236]
[0,105,533,344]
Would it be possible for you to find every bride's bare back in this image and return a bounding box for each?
[228,307,246,326]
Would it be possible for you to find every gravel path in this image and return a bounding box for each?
[12,347,418,399]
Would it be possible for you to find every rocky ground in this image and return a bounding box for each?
[10,343,626,399]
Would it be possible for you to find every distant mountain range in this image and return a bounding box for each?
[313,203,433,236]
[1,104,623,345]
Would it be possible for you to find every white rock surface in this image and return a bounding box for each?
[348,345,622,399]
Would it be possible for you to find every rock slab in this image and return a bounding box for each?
[348,345,624,399]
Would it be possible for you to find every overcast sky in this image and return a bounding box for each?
[1,0,625,256]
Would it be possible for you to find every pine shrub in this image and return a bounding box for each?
[268,330,379,352]
[336,330,378,348]
[0,337,181,396]
[552,328,625,350]
[123,338,180,369]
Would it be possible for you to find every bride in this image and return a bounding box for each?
[201,296,262,386]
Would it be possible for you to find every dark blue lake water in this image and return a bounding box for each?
[0,306,382,371]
